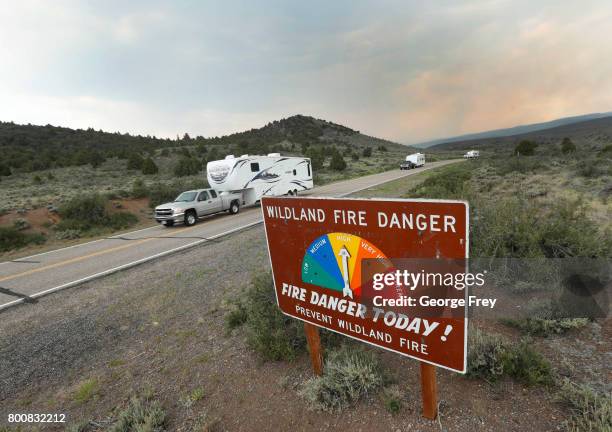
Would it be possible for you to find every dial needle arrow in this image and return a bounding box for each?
[338,246,352,298]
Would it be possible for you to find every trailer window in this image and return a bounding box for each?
[307,163,311,176]
[251,163,259,172]
[209,190,217,198]
[293,169,296,176]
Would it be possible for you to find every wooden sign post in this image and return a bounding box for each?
[304,322,323,376]
[261,196,468,420]
[420,362,438,419]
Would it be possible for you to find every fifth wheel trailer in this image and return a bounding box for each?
[400,153,426,169]
[206,153,313,206]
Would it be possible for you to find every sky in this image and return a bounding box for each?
[1,0,611,144]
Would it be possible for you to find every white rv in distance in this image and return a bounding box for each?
[400,152,425,169]
[464,150,480,159]
[206,153,313,206]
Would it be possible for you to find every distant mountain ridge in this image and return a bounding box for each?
[413,112,612,148]
[427,115,612,152]
[0,114,410,174]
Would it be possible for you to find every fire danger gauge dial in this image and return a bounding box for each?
[301,232,390,298]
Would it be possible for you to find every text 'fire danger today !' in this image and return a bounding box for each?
[261,196,469,373]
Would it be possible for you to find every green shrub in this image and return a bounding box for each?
[382,386,403,415]
[55,229,82,240]
[226,303,248,330]
[515,140,538,156]
[74,379,99,404]
[362,147,372,157]
[467,329,508,381]
[0,163,11,176]
[504,340,552,386]
[127,153,144,170]
[57,194,138,233]
[300,346,385,412]
[599,144,612,155]
[131,178,149,198]
[0,226,46,252]
[503,299,590,336]
[13,218,30,231]
[470,198,610,258]
[467,329,552,385]
[329,153,347,171]
[180,387,205,409]
[492,156,544,175]
[109,396,166,432]
[538,199,611,258]
[59,194,107,225]
[305,148,324,170]
[409,163,472,199]
[558,380,612,432]
[244,272,306,360]
[141,157,159,175]
[576,158,610,178]
[561,137,576,154]
[174,157,201,177]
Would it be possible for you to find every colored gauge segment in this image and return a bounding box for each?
[301,232,389,296]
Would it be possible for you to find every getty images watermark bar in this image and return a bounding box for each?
[359,258,611,320]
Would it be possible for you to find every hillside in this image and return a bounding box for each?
[416,112,612,148]
[0,115,409,176]
[429,115,612,152]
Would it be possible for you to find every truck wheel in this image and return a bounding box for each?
[230,201,240,214]
[184,211,197,226]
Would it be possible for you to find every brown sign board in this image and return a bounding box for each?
[261,196,469,373]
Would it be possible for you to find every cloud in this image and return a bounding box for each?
[0,1,611,143]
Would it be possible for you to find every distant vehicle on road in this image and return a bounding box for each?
[206,153,313,205]
[464,150,480,159]
[155,189,242,226]
[400,152,426,170]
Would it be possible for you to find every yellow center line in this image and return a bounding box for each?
[0,225,197,283]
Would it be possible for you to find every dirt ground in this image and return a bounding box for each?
[2,225,607,432]
[0,198,154,260]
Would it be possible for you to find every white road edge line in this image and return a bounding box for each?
[0,161,461,311]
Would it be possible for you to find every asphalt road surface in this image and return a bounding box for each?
[0,160,460,310]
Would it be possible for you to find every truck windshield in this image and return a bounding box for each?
[174,192,197,202]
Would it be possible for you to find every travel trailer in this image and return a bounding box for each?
[206,153,313,206]
[464,150,480,159]
[400,152,426,169]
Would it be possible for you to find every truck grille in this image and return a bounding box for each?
[155,209,173,216]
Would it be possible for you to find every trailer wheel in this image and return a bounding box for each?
[293,189,298,196]
[184,210,197,226]
[229,201,240,214]
[288,190,293,196]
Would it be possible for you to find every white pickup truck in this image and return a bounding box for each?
[154,189,242,227]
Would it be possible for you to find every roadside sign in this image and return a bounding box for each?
[261,196,469,374]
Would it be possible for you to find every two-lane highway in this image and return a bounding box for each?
[0,160,460,310]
